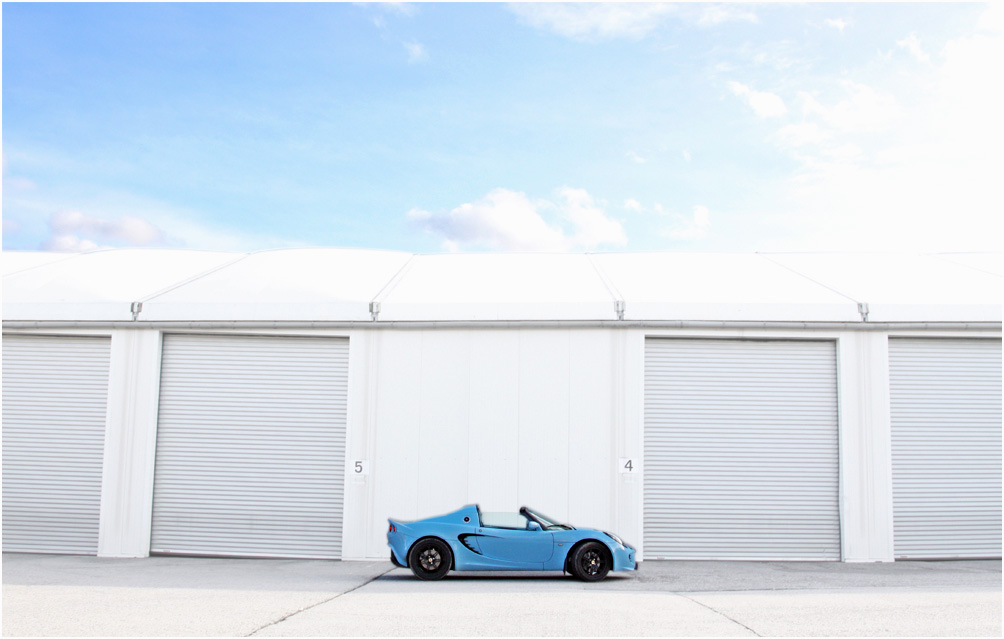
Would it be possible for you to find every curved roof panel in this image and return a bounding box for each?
[591,253,860,322]
[139,248,413,322]
[377,253,618,321]
[2,248,999,324]
[3,249,239,321]
[2,251,78,276]
[765,253,1001,323]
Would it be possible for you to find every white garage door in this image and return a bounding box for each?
[151,334,348,558]
[2,334,111,554]
[644,339,840,560]
[890,338,1002,559]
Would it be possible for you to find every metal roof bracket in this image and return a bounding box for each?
[857,302,870,322]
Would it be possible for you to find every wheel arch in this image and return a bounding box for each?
[563,538,612,573]
[407,535,457,571]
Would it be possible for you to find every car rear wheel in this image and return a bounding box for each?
[409,538,452,581]
[571,541,611,582]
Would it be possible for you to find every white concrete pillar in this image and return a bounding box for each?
[97,330,162,557]
[618,329,646,558]
[837,332,895,562]
[341,330,377,560]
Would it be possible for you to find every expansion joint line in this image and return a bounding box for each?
[245,566,395,637]
[675,592,762,637]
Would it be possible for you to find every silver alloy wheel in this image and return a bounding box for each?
[419,547,442,571]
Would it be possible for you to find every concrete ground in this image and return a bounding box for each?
[2,553,1000,637]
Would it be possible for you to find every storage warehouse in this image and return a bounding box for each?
[2,249,1001,562]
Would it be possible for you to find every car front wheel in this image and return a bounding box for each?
[409,538,452,581]
[571,541,611,582]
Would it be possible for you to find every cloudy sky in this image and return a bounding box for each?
[3,2,1001,254]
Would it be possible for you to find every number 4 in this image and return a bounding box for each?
[624,459,633,472]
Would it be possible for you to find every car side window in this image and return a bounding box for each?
[480,512,531,530]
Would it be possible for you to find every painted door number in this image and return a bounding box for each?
[352,460,369,476]
[619,458,636,473]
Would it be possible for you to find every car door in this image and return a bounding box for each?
[476,516,554,566]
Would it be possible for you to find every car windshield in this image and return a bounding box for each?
[522,507,574,530]
[480,512,530,530]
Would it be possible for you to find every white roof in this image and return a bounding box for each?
[589,253,860,322]
[766,253,1002,323]
[2,248,1000,324]
[2,249,239,321]
[139,248,413,322]
[378,254,617,321]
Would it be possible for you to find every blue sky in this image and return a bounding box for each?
[3,2,1001,254]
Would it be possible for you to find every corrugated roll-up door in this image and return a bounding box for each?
[644,339,840,560]
[152,334,348,558]
[2,334,111,554]
[890,338,1002,559]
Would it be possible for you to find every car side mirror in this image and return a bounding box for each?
[527,521,542,531]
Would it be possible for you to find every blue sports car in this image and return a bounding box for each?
[387,504,637,581]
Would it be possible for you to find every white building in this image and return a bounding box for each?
[2,249,1001,562]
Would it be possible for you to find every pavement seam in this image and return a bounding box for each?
[675,592,762,637]
[244,566,395,637]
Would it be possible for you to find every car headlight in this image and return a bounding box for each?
[603,531,625,547]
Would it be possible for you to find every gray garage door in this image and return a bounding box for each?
[151,334,348,558]
[890,338,1002,559]
[2,334,111,554]
[644,339,840,560]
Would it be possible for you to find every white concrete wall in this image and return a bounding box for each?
[837,332,895,562]
[97,330,162,557]
[341,328,635,560]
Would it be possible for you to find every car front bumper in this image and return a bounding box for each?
[612,543,637,572]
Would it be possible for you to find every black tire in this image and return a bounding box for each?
[571,541,611,582]
[409,538,452,581]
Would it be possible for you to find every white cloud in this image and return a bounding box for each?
[797,82,900,134]
[897,33,930,63]
[404,41,427,63]
[42,210,167,251]
[408,187,627,251]
[662,205,711,241]
[363,2,415,16]
[4,176,36,190]
[729,81,788,118]
[43,235,102,252]
[774,122,831,148]
[698,5,758,27]
[559,187,628,248]
[508,3,677,41]
[625,150,647,164]
[824,18,848,33]
[762,7,1004,252]
[682,149,692,162]
[623,198,644,212]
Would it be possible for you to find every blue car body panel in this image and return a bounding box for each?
[387,504,637,573]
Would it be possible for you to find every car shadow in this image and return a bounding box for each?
[382,570,634,582]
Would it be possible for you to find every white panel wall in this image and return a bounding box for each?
[355,328,625,559]
[467,332,520,510]
[98,330,162,557]
[518,331,571,520]
[837,332,894,562]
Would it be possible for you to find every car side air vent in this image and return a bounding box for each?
[458,534,482,555]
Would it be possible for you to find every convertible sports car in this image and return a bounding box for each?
[387,504,636,581]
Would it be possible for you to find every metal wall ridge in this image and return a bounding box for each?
[3,320,1002,331]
